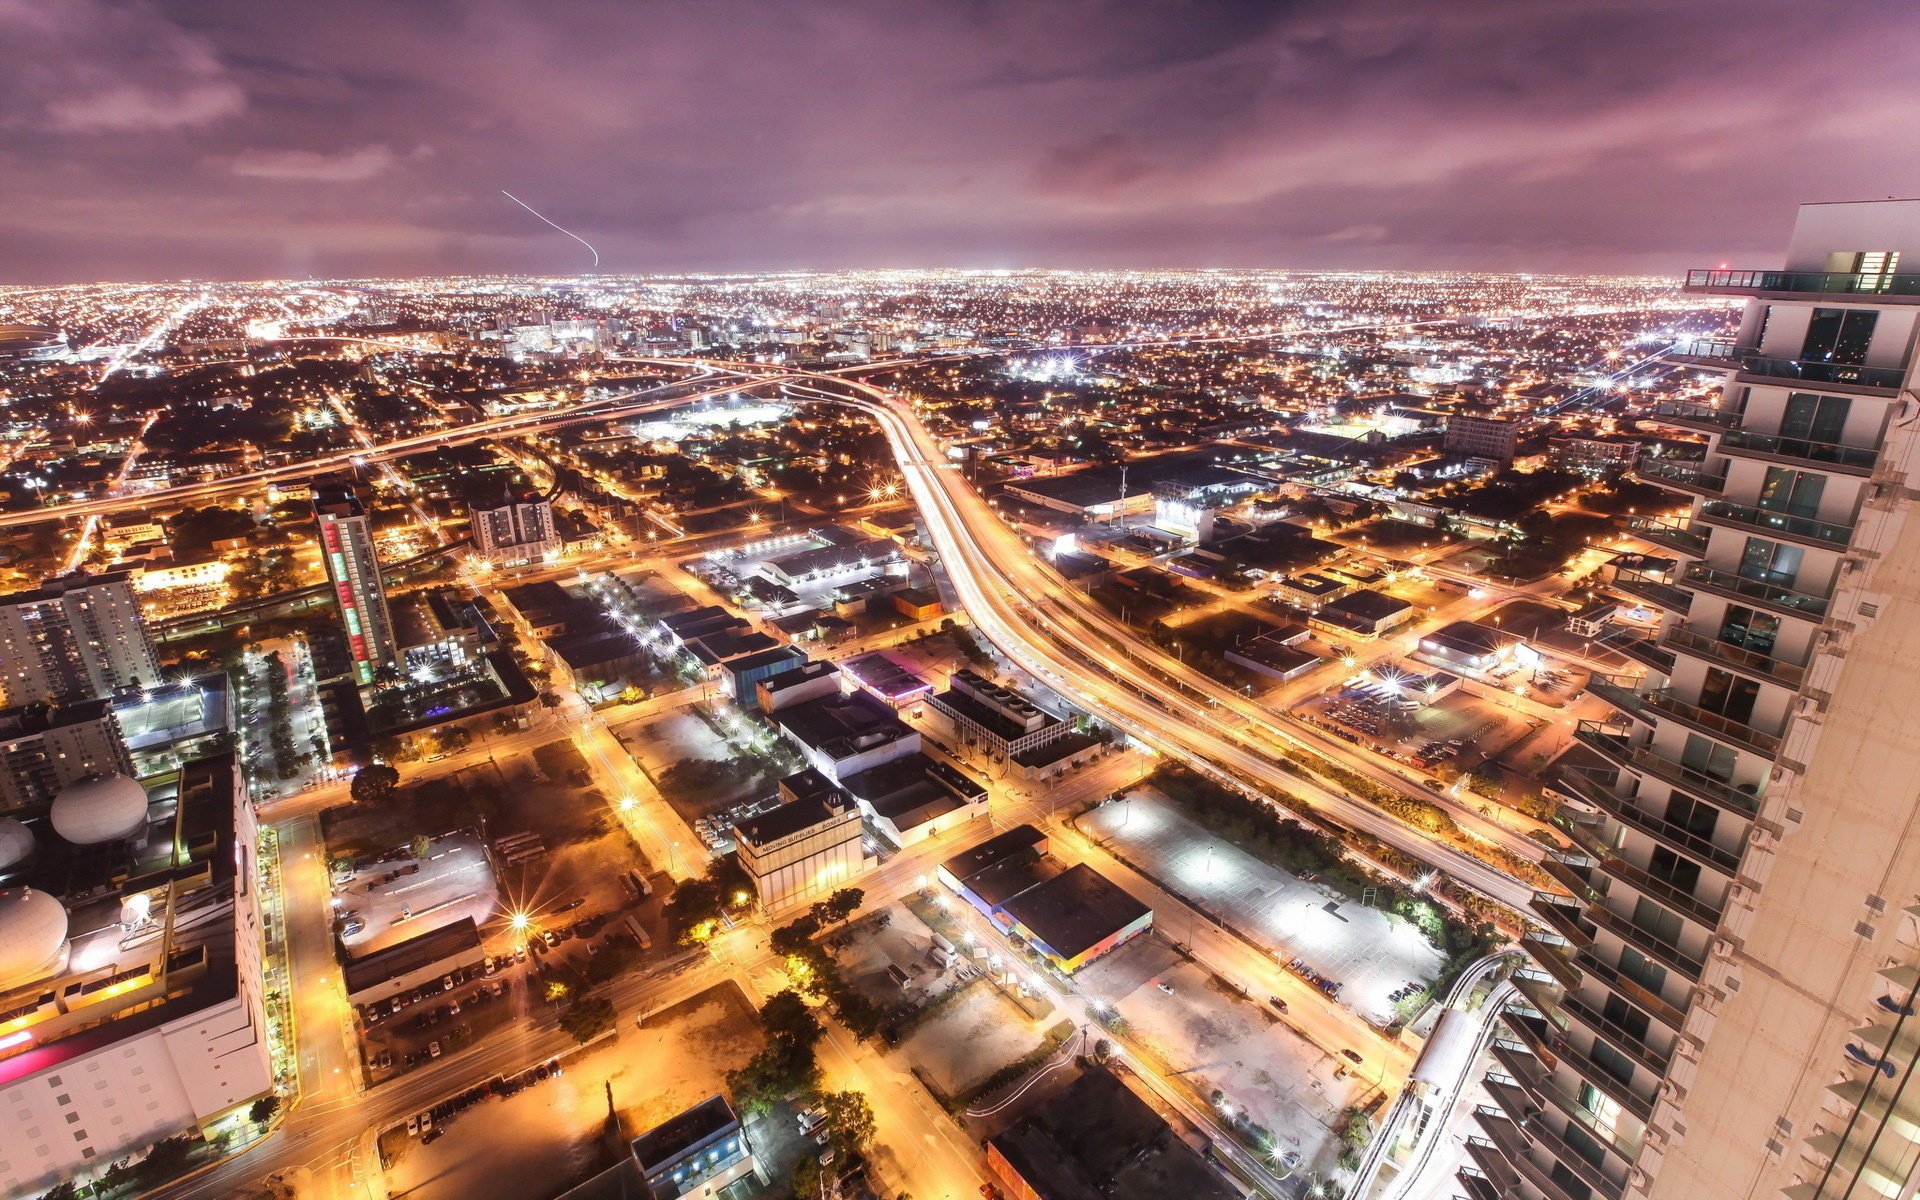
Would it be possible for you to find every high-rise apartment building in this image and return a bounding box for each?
[0,697,134,816]
[1466,199,1920,1200]
[1445,412,1522,463]
[470,488,559,565]
[314,480,396,686]
[0,570,159,705]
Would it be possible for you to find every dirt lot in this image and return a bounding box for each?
[382,984,765,1200]
[1078,938,1360,1177]
[888,980,1040,1100]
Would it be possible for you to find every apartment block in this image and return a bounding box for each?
[1466,200,1920,1200]
[0,571,159,705]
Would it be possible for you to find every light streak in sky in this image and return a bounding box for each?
[500,189,600,269]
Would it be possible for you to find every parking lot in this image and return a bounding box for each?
[1293,683,1535,775]
[1080,789,1444,1025]
[334,829,500,957]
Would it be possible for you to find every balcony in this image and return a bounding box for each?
[1477,1104,1628,1200]
[1684,267,1920,301]
[1660,624,1807,689]
[1634,458,1727,498]
[1587,675,1658,728]
[1512,968,1674,1077]
[1524,928,1585,990]
[1546,838,1728,930]
[1698,499,1856,550]
[1575,944,1692,1032]
[1640,686,1784,759]
[1680,561,1832,621]
[1739,355,1908,394]
[1585,900,1709,983]
[1717,428,1879,477]
[1660,340,1908,394]
[1648,397,1744,431]
[1608,630,1676,675]
[1489,1040,1647,1166]
[1486,1074,1642,1186]
[1458,1163,1504,1200]
[1554,765,1744,877]
[1573,724,1763,820]
[1503,1005,1657,1121]
[1613,568,1691,613]
[1531,891,1596,946]
[1625,515,1710,558]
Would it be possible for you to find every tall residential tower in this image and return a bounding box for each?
[0,570,159,705]
[314,480,396,686]
[1467,199,1920,1200]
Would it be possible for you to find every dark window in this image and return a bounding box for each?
[1680,733,1738,784]
[1739,536,1803,588]
[1663,793,1719,842]
[1633,896,1685,947]
[1718,605,1779,657]
[1781,392,1850,444]
[1648,846,1702,895]
[1602,993,1653,1043]
[1801,307,1876,365]
[1698,667,1760,726]
[1561,1120,1612,1169]
[1618,947,1669,997]
[1756,465,1825,519]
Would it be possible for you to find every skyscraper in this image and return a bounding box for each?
[314,480,396,686]
[0,569,159,705]
[1466,199,1920,1200]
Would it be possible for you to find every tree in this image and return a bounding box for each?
[138,1135,196,1184]
[539,690,563,709]
[665,878,724,944]
[815,1090,876,1159]
[248,1093,281,1124]
[824,887,864,925]
[758,989,823,1051]
[559,995,616,1044]
[770,914,821,958]
[726,1039,819,1116]
[410,834,433,861]
[36,1183,78,1200]
[350,763,399,804]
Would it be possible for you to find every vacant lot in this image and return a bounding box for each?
[383,984,764,1200]
[890,981,1040,1100]
[1079,938,1360,1178]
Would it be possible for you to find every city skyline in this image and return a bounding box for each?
[4,0,1919,284]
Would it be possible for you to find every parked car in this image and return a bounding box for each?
[1340,1048,1364,1065]
[429,1040,443,1059]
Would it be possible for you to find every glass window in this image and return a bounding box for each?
[1663,793,1719,842]
[1561,1120,1612,1169]
[1756,466,1825,519]
[1801,307,1877,365]
[1718,604,1779,657]
[1633,895,1685,947]
[1781,392,1850,444]
[1618,947,1669,999]
[1679,732,1738,783]
[1602,993,1653,1043]
[1697,667,1760,725]
[1738,536,1802,588]
[1549,1162,1596,1200]
[1647,846,1702,895]
[1589,1038,1638,1087]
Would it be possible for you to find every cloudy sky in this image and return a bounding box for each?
[2,0,1916,284]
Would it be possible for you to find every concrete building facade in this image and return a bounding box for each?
[0,698,134,817]
[1467,200,1920,1200]
[0,571,159,706]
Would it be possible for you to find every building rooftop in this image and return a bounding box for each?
[999,863,1151,961]
[776,691,914,763]
[988,1064,1239,1200]
[732,791,854,850]
[340,916,482,996]
[630,1094,740,1175]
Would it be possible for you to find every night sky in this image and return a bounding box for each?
[3,0,1916,284]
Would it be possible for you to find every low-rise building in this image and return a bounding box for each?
[732,781,866,912]
[340,917,486,1007]
[1315,589,1415,637]
[1414,619,1521,673]
[1443,413,1522,463]
[774,690,919,783]
[925,669,1069,760]
[986,1064,1239,1200]
[938,825,1151,973]
[755,660,842,713]
[629,1094,758,1200]
[718,646,808,706]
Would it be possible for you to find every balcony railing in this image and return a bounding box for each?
[1642,687,1784,758]
[1660,624,1808,689]
[1681,561,1832,620]
[1502,1006,1657,1121]
[1613,567,1691,613]
[1489,1040,1647,1165]
[1685,268,1920,298]
[1698,499,1856,549]
[1587,676,1658,728]
[1649,398,1744,430]
[1477,1104,1629,1200]
[1576,944,1693,1032]
[1555,765,1744,876]
[1574,723,1764,820]
[1741,355,1908,392]
[1717,428,1879,476]
[1635,458,1727,496]
[1608,631,1676,675]
[1625,515,1710,558]
[1662,340,1908,392]
[1579,842,1729,928]
[1585,899,1710,982]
